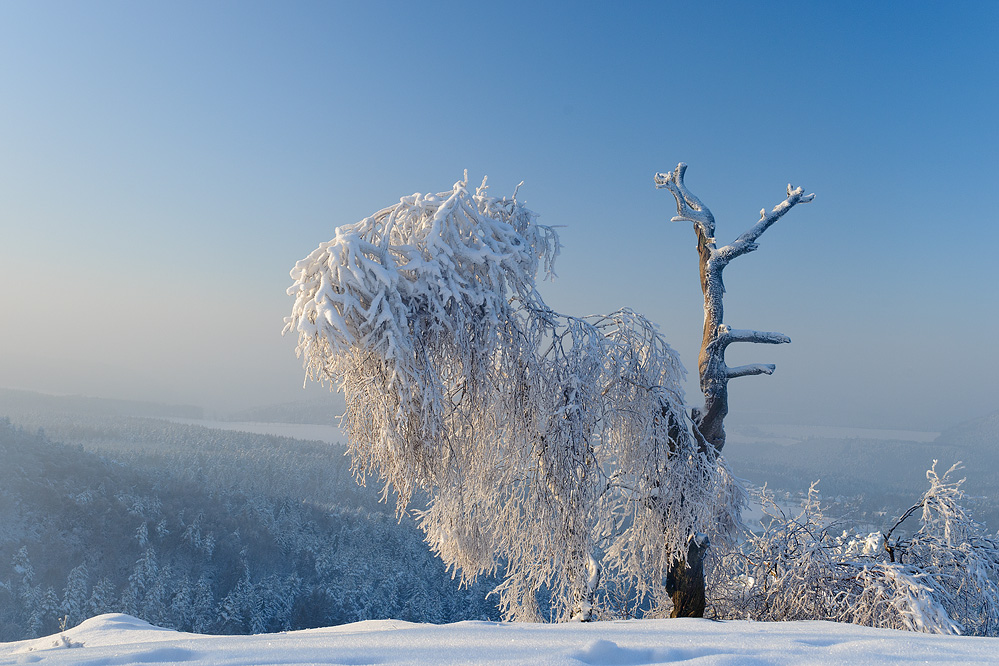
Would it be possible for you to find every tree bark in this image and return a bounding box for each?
[665,534,709,618]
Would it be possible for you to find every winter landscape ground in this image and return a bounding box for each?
[3,612,999,666]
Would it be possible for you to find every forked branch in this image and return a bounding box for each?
[656,163,814,453]
[654,163,715,240]
[719,184,815,263]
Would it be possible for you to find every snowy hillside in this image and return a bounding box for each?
[0,416,500,641]
[2,613,997,665]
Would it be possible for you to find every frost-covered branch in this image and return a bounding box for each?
[653,163,715,239]
[726,364,776,379]
[882,500,925,562]
[655,163,813,452]
[716,184,815,264]
[717,327,791,347]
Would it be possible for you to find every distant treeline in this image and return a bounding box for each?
[0,416,500,642]
[0,388,202,420]
[724,421,999,530]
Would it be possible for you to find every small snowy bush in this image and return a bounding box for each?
[709,463,999,635]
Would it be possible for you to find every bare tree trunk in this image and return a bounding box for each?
[570,553,601,621]
[656,163,814,615]
[665,534,710,618]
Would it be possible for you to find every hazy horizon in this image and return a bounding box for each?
[2,2,996,431]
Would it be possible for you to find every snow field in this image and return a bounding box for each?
[2,613,997,666]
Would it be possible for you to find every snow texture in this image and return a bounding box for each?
[2,613,997,665]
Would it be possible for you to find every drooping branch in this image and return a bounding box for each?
[288,175,741,622]
[882,500,924,563]
[655,163,814,453]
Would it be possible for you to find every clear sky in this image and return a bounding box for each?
[1,1,996,430]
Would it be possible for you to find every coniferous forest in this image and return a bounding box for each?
[0,402,501,642]
[4,389,998,638]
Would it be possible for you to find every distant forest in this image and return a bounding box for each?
[2,389,996,641]
[0,406,500,642]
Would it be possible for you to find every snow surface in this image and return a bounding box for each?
[2,614,996,666]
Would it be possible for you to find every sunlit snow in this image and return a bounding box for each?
[2,614,996,666]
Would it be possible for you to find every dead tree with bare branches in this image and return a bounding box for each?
[655,163,814,453]
[654,163,814,616]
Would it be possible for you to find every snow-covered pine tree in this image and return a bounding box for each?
[285,174,741,620]
[11,547,43,637]
[60,564,90,630]
[86,576,117,619]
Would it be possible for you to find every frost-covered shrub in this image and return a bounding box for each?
[286,176,740,620]
[888,464,999,636]
[709,463,999,635]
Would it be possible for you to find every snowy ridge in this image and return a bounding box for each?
[726,423,941,446]
[3,613,996,665]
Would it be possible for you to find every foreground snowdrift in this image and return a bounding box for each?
[2,614,996,665]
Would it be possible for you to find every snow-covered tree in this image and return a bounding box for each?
[882,463,999,635]
[285,174,740,620]
[60,564,90,630]
[9,547,47,637]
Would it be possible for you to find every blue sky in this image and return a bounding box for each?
[1,1,996,429]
